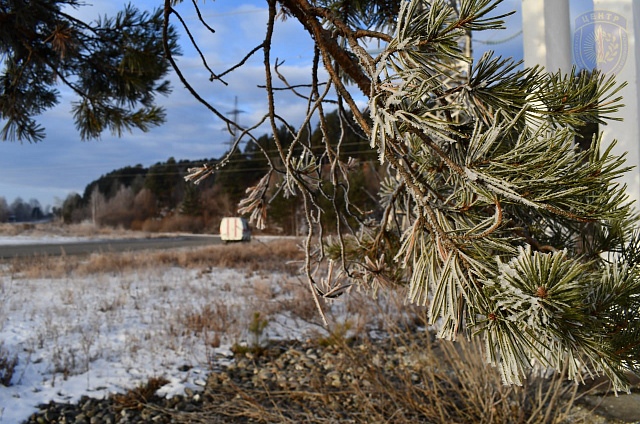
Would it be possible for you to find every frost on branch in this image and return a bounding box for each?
[164,0,640,391]
[483,246,638,391]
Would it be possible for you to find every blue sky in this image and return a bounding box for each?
[0,0,592,209]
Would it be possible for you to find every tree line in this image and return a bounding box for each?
[57,110,379,234]
[0,197,52,223]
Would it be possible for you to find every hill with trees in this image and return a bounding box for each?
[57,110,379,234]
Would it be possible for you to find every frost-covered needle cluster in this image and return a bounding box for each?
[165,0,640,391]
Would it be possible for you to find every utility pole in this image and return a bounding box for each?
[227,96,245,151]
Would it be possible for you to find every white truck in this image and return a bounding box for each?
[219,217,251,243]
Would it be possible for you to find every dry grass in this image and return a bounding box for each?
[0,343,18,386]
[278,279,323,322]
[165,328,592,424]
[145,287,599,423]
[0,227,608,422]
[112,376,171,412]
[141,286,599,424]
[5,239,304,278]
[139,214,208,233]
[181,300,234,338]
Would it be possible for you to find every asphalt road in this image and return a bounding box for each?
[0,235,222,259]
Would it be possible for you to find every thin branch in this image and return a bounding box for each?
[190,0,217,35]
[272,59,336,103]
[449,197,503,240]
[310,24,371,134]
[162,3,234,128]
[216,42,266,82]
[170,7,228,85]
[372,180,406,250]
[278,0,372,96]
[354,29,392,41]
[257,82,328,91]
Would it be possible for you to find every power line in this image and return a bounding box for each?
[43,147,380,180]
[0,138,372,174]
[474,30,523,45]
[182,8,266,20]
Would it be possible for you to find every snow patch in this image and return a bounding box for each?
[0,266,348,424]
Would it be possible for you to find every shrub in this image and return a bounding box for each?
[0,343,17,386]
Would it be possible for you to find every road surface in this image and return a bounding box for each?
[0,235,222,259]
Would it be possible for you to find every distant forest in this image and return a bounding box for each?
[0,197,52,223]
[10,110,382,234]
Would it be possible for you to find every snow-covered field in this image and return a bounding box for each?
[0,235,96,245]
[0,242,376,424]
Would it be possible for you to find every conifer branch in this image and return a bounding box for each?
[164,0,640,391]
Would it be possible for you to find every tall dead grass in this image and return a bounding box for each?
[171,329,592,424]
[149,289,599,424]
[0,342,18,386]
[2,227,608,422]
[181,301,234,337]
[6,239,304,279]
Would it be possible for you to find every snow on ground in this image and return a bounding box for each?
[0,264,348,424]
[0,236,98,245]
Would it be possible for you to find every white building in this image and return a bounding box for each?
[522,0,640,205]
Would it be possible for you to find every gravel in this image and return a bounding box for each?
[23,337,636,424]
